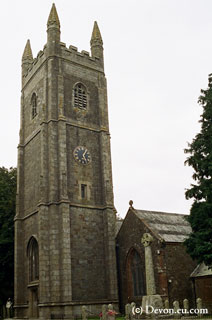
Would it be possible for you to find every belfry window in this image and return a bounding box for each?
[31,93,37,118]
[28,237,39,282]
[73,83,87,109]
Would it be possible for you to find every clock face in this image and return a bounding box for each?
[74,146,91,165]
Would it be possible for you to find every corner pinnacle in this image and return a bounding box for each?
[22,39,33,61]
[91,21,103,45]
[47,3,60,28]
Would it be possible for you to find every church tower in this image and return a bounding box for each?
[14,4,118,318]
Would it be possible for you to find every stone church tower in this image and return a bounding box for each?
[14,4,118,318]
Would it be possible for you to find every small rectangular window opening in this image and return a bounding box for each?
[81,184,87,199]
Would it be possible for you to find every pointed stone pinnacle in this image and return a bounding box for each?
[91,21,103,44]
[22,39,33,61]
[47,3,60,28]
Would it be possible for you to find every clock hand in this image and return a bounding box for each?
[82,150,86,161]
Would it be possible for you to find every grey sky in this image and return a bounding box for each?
[0,0,211,217]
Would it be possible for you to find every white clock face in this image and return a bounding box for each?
[73,146,91,165]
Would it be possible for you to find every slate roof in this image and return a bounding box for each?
[116,219,123,236]
[190,262,212,278]
[133,209,191,243]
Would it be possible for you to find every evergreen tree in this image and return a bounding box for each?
[0,167,16,304]
[184,74,212,266]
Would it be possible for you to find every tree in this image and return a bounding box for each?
[184,73,212,266]
[0,167,17,304]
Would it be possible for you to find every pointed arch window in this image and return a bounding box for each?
[27,237,39,282]
[31,93,37,119]
[73,83,87,109]
[131,250,145,296]
[126,249,145,298]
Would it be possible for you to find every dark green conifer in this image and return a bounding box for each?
[0,167,16,304]
[185,74,212,266]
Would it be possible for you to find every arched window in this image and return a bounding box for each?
[27,237,39,282]
[131,250,145,296]
[73,83,87,109]
[126,249,145,298]
[31,93,37,118]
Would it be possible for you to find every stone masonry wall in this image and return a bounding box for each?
[194,276,212,312]
[70,207,106,300]
[24,134,41,213]
[64,74,100,128]
[165,243,196,307]
[66,125,103,205]
[116,210,149,310]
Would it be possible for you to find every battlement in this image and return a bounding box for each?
[31,50,45,68]
[61,42,103,69]
[22,40,103,87]
[22,4,104,87]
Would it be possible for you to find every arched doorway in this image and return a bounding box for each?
[27,237,39,318]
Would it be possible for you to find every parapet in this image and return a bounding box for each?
[22,41,104,87]
[62,42,102,69]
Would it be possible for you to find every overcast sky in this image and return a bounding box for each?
[1,0,211,217]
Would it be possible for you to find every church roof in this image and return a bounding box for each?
[133,208,191,243]
[116,219,124,236]
[190,262,212,278]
